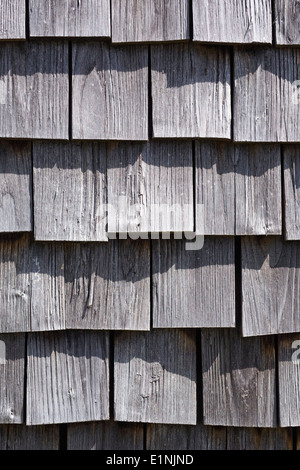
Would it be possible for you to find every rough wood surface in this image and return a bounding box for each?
[29,0,111,38]
[112,0,189,43]
[201,328,276,427]
[242,237,300,336]
[284,146,300,240]
[72,42,148,140]
[0,142,32,233]
[0,424,59,450]
[234,47,300,142]
[151,44,231,138]
[0,333,25,424]
[107,141,193,235]
[0,0,26,39]
[278,334,300,427]
[196,142,281,235]
[275,0,300,45]
[65,240,150,330]
[114,330,197,425]
[152,238,235,328]
[27,331,110,425]
[67,422,144,450]
[147,424,227,450]
[193,0,272,44]
[0,41,69,139]
[33,142,108,242]
[226,428,293,450]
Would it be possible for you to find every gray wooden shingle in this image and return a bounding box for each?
[112,0,189,43]
[0,0,26,39]
[29,0,111,38]
[278,334,300,427]
[284,146,300,240]
[275,0,300,45]
[0,333,25,424]
[193,0,272,44]
[0,425,59,450]
[151,44,231,139]
[72,42,148,140]
[107,141,193,235]
[0,234,65,333]
[27,331,110,425]
[226,428,293,450]
[0,142,32,233]
[152,238,235,328]
[242,237,300,337]
[67,422,144,450]
[234,47,300,142]
[0,42,69,139]
[196,142,282,235]
[201,328,276,427]
[114,330,197,425]
[33,142,108,242]
[65,240,150,331]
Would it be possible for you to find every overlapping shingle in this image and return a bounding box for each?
[0,0,26,40]
[275,0,300,46]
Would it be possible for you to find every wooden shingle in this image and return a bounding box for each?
[107,141,193,235]
[29,0,111,38]
[72,42,148,140]
[0,142,32,233]
[67,422,144,450]
[0,0,26,40]
[0,425,59,450]
[152,238,235,328]
[201,328,276,428]
[111,0,189,43]
[151,44,231,139]
[26,331,110,425]
[226,428,293,450]
[65,240,150,331]
[284,146,300,240]
[196,142,282,235]
[114,330,197,425]
[275,0,300,46]
[0,333,25,424]
[0,42,69,139]
[234,47,300,142]
[33,142,108,242]
[193,0,272,44]
[242,237,300,337]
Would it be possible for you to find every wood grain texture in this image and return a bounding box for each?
[114,330,197,425]
[193,0,272,44]
[0,424,59,450]
[278,334,300,427]
[147,424,227,450]
[65,240,150,331]
[242,237,300,336]
[234,47,300,142]
[0,0,26,39]
[201,328,276,427]
[26,331,110,425]
[0,142,32,233]
[0,333,25,424]
[0,234,65,333]
[29,0,111,38]
[107,141,193,235]
[196,142,281,235]
[284,146,300,240]
[0,41,69,139]
[33,142,108,242]
[152,238,235,328]
[72,42,148,140]
[275,0,300,45]
[67,421,144,450]
[112,0,189,43]
[151,44,231,139]
[227,427,293,450]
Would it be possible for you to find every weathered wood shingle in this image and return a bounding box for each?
[0,0,26,40]
[0,425,60,450]
[284,146,300,240]
[275,0,300,45]
[193,0,272,44]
